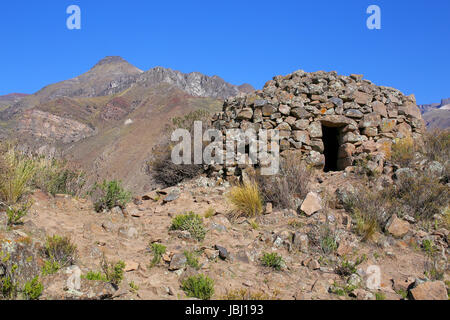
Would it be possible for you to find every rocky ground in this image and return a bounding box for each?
[1,170,448,300]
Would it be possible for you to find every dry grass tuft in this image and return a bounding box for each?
[227,181,263,218]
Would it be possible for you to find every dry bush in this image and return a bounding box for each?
[422,129,450,163]
[393,172,449,220]
[151,157,203,188]
[256,154,311,210]
[391,136,416,168]
[32,157,86,196]
[227,181,263,218]
[344,169,449,238]
[42,235,78,268]
[422,129,450,181]
[343,184,394,241]
[148,110,211,187]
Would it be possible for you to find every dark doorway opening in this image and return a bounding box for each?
[322,126,340,172]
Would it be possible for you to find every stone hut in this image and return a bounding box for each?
[210,70,424,177]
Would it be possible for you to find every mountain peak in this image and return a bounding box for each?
[94,56,128,67]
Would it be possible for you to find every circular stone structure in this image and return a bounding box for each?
[210,70,424,177]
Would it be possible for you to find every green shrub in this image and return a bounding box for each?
[227,181,263,218]
[42,235,77,268]
[91,180,131,212]
[181,274,214,300]
[150,243,166,267]
[82,271,108,282]
[101,258,125,287]
[41,260,61,276]
[129,281,139,293]
[421,239,436,256]
[6,201,31,226]
[22,276,43,300]
[260,252,284,270]
[170,212,206,241]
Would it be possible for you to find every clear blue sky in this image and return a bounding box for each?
[0,0,448,104]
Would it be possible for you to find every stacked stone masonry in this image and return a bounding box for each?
[210,70,424,177]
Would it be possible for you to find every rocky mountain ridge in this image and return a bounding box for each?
[419,98,450,114]
[419,98,450,130]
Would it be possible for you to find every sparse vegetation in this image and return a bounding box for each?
[375,292,386,300]
[249,219,259,230]
[222,288,280,300]
[181,274,214,300]
[335,255,366,277]
[32,157,86,196]
[343,185,389,241]
[392,172,449,221]
[260,252,284,270]
[288,219,303,229]
[129,281,139,293]
[42,235,77,268]
[256,154,311,210]
[329,282,358,297]
[184,250,200,270]
[422,129,450,180]
[319,224,338,254]
[227,181,263,218]
[170,212,206,241]
[150,243,166,267]
[90,180,131,212]
[0,143,86,205]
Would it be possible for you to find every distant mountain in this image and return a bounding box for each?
[419,98,450,130]
[0,93,29,109]
[0,56,252,120]
[0,56,251,193]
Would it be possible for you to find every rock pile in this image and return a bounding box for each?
[210,70,424,176]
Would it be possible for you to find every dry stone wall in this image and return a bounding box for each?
[210,70,424,177]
